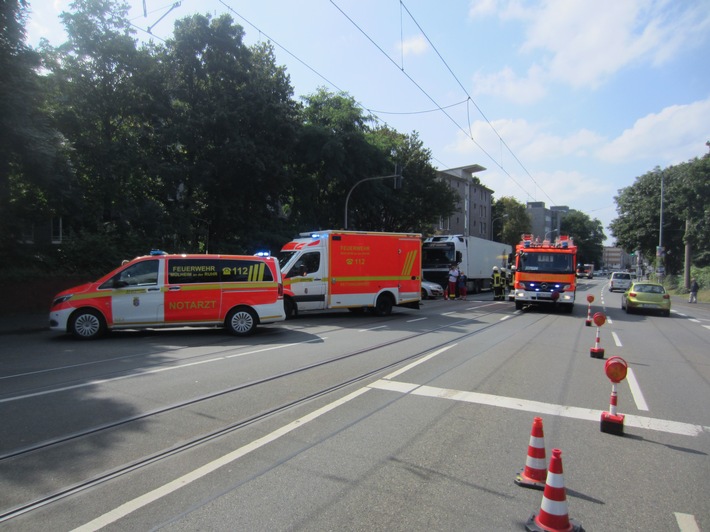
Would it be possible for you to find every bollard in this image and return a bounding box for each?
[585,294,594,326]
[601,356,627,435]
[590,312,605,358]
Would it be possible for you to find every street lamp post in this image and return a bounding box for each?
[344,173,401,230]
[544,228,559,242]
[658,172,664,281]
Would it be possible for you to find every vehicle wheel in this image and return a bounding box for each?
[374,294,393,316]
[420,288,428,300]
[515,301,523,311]
[284,297,297,319]
[69,309,106,340]
[226,307,258,336]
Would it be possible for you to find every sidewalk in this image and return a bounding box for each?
[0,313,48,335]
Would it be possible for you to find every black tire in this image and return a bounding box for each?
[421,288,428,300]
[515,301,523,311]
[225,307,258,336]
[374,294,393,316]
[69,309,106,340]
[284,297,297,319]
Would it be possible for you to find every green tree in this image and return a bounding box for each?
[610,152,710,275]
[0,0,71,260]
[42,0,167,264]
[491,196,531,248]
[560,210,605,267]
[288,88,384,231]
[158,15,300,253]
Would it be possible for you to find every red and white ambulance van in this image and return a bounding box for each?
[49,252,285,339]
[277,230,422,318]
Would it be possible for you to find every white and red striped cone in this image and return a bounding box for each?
[584,303,592,326]
[526,449,584,532]
[515,417,547,490]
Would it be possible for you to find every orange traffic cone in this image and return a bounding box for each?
[515,417,547,490]
[526,449,584,532]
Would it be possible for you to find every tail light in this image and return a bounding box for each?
[663,294,669,299]
[629,292,636,297]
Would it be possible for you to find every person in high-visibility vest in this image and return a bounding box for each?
[492,266,504,300]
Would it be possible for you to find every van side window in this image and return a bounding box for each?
[221,259,274,282]
[103,260,159,288]
[168,259,219,284]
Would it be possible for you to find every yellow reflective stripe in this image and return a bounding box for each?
[401,250,417,277]
[248,262,265,282]
[70,291,113,301]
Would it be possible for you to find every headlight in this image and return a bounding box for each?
[52,294,73,307]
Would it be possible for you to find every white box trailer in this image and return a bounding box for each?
[422,235,512,293]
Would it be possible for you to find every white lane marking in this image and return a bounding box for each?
[368,380,705,436]
[689,318,699,323]
[406,317,428,323]
[704,325,710,331]
[674,512,701,532]
[71,386,371,532]
[0,342,304,404]
[383,345,456,381]
[500,315,511,321]
[606,317,614,325]
[626,367,649,411]
[358,325,387,332]
[612,332,622,347]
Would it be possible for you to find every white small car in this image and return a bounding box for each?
[421,280,444,299]
[609,272,632,292]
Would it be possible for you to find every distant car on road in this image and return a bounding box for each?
[609,271,632,292]
[421,280,444,300]
[621,281,671,317]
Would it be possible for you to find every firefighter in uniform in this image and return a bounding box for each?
[492,266,504,300]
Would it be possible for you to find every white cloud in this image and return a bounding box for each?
[470,0,710,94]
[472,65,547,105]
[447,117,604,163]
[597,97,710,164]
[398,34,428,57]
[468,0,498,19]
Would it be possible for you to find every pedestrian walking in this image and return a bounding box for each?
[689,278,699,303]
[447,264,459,300]
[457,270,467,300]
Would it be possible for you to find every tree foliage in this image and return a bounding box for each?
[2,0,482,275]
[0,0,71,257]
[610,150,710,274]
[491,196,531,249]
[559,210,605,267]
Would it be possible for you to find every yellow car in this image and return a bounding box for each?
[621,281,671,317]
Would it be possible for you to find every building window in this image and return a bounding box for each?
[51,217,63,244]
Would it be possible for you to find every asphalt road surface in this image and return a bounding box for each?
[1,279,708,531]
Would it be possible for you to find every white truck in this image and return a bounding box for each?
[421,235,512,293]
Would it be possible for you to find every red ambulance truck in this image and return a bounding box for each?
[278,230,422,318]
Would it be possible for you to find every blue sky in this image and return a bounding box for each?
[26,1,710,244]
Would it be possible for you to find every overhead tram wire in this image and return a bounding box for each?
[329,0,532,198]
[398,0,556,206]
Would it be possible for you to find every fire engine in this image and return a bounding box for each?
[513,234,577,312]
[278,230,421,318]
